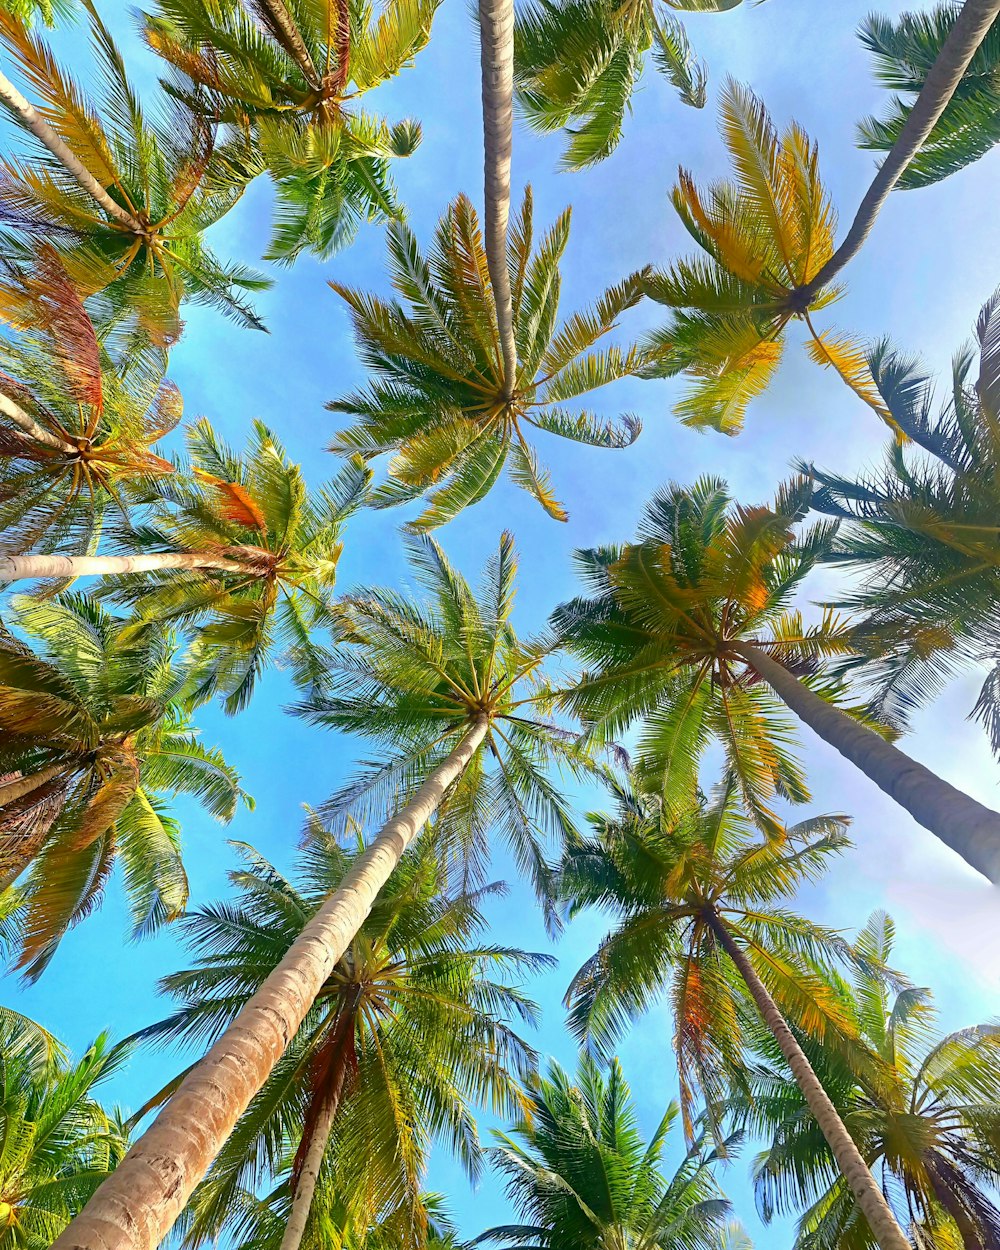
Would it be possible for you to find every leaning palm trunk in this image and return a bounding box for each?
[262,0,321,88]
[0,391,76,454]
[706,911,912,1250]
[478,0,517,394]
[52,716,490,1250]
[734,642,1000,882]
[0,762,66,808]
[797,0,1000,301]
[0,69,141,230]
[0,552,248,583]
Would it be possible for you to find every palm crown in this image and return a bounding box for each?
[480,1054,734,1250]
[0,246,179,556]
[641,81,891,434]
[142,0,434,262]
[115,418,371,713]
[558,777,868,1135]
[0,4,269,339]
[294,531,601,899]
[0,1019,129,1250]
[141,828,550,1248]
[0,593,247,979]
[513,0,758,169]
[736,910,1000,1249]
[550,475,873,834]
[329,188,648,527]
[858,4,1000,188]
[804,310,1000,756]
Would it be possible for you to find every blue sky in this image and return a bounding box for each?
[3,0,1000,1246]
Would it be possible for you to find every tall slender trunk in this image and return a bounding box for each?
[52,716,490,1250]
[280,991,360,1250]
[926,1155,986,1250]
[0,763,67,890]
[706,911,912,1250]
[262,0,322,89]
[0,391,76,454]
[796,0,1000,302]
[0,763,66,809]
[478,0,517,396]
[0,71,142,231]
[734,641,1000,883]
[0,552,247,583]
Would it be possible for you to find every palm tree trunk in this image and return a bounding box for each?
[0,391,76,454]
[478,0,518,396]
[262,0,322,90]
[0,71,142,232]
[0,552,247,583]
[705,910,912,1250]
[796,0,1000,302]
[280,992,360,1250]
[733,641,1000,882]
[51,716,490,1250]
[0,763,65,808]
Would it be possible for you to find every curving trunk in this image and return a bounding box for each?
[0,552,247,584]
[706,911,912,1250]
[734,641,1000,883]
[0,763,66,809]
[0,391,76,454]
[52,716,490,1250]
[797,0,1000,301]
[478,0,518,396]
[0,70,141,231]
[263,0,322,90]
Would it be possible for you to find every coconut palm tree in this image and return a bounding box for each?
[0,246,178,557]
[478,1054,736,1250]
[858,4,1000,189]
[551,475,1000,880]
[0,592,248,978]
[55,530,597,1250]
[330,189,648,525]
[136,828,550,1250]
[0,3,268,341]
[736,910,1000,1248]
[558,776,913,1250]
[640,80,893,433]
[513,0,757,169]
[141,0,434,262]
[2,419,371,715]
[802,304,1000,758]
[0,1017,129,1249]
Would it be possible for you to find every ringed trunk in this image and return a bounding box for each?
[797,0,1000,300]
[262,0,322,89]
[0,391,76,454]
[478,0,518,395]
[0,762,66,809]
[734,641,1000,883]
[0,552,250,584]
[0,71,142,231]
[706,911,912,1250]
[52,716,490,1250]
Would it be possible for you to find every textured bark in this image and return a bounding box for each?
[262,0,321,89]
[329,0,351,96]
[0,552,247,583]
[0,763,65,809]
[478,0,517,396]
[707,912,912,1250]
[797,0,1000,301]
[735,641,1000,882]
[926,1156,986,1250]
[52,717,490,1250]
[0,391,76,454]
[0,70,141,231]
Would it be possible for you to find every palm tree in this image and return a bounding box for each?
[137,829,550,1250]
[0,246,178,557]
[141,0,434,263]
[0,1017,129,1249]
[551,475,1000,880]
[558,776,913,1250]
[0,0,74,26]
[736,910,1000,1248]
[640,80,892,433]
[858,4,1000,189]
[802,305,1000,758]
[0,3,268,340]
[330,189,648,525]
[2,419,371,714]
[513,0,757,169]
[478,1054,735,1250]
[55,531,597,1250]
[0,592,247,978]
